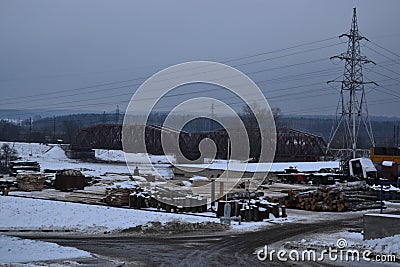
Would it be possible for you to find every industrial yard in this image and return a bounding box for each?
[0,141,399,266]
[1,1,400,266]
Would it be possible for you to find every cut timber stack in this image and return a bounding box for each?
[16,173,45,191]
[10,161,40,176]
[280,182,380,212]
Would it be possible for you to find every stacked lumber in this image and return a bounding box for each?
[10,161,40,176]
[280,182,380,212]
[16,173,45,191]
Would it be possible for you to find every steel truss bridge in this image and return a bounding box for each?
[70,124,329,162]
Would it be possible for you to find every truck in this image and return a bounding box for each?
[348,158,377,184]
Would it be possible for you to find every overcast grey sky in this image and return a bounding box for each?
[0,0,399,118]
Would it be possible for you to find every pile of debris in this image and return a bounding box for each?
[129,191,207,213]
[121,221,229,234]
[280,182,380,212]
[16,172,45,191]
[217,199,282,222]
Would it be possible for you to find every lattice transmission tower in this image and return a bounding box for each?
[326,8,376,160]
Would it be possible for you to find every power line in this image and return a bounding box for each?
[0,56,336,111]
[369,40,400,59]
[0,37,341,104]
[2,37,398,120]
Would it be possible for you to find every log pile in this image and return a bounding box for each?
[280,182,381,212]
[16,173,45,191]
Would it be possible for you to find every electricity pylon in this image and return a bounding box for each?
[327,7,376,160]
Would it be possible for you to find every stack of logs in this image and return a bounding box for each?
[16,173,45,191]
[216,199,282,222]
[280,183,381,212]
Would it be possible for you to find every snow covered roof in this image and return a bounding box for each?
[189,176,209,181]
[350,158,377,172]
[382,161,395,167]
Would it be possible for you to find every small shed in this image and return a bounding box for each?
[381,161,399,181]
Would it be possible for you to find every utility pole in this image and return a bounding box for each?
[210,103,215,131]
[102,111,106,124]
[115,105,120,124]
[29,117,32,143]
[326,8,376,159]
[53,116,56,143]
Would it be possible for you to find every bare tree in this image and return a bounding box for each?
[0,143,18,174]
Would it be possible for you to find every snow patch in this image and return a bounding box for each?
[0,235,90,264]
[364,234,400,257]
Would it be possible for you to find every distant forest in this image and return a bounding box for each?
[0,112,399,148]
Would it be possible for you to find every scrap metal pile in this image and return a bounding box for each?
[216,199,282,222]
[129,191,207,213]
[280,182,381,212]
[105,187,135,206]
[104,182,207,213]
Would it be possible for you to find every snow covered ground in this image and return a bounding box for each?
[287,231,399,260]
[1,141,173,178]
[0,196,220,233]
[95,149,175,164]
[0,235,91,264]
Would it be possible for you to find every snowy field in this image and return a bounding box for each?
[95,148,175,164]
[0,197,220,233]
[0,235,91,264]
[0,141,173,178]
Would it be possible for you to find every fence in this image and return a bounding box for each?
[380,178,400,213]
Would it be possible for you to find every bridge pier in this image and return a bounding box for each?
[66,148,95,160]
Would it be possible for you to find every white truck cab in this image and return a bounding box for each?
[349,158,377,179]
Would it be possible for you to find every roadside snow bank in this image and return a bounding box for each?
[0,235,90,264]
[364,234,400,257]
[285,231,399,259]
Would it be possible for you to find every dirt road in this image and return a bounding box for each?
[28,217,362,266]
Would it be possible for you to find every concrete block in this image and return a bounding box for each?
[363,213,400,240]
